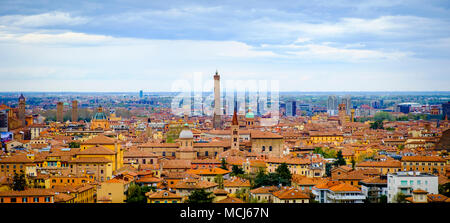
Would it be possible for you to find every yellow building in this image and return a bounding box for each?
[266,157,311,176]
[308,132,344,145]
[46,176,93,189]
[97,178,130,203]
[52,184,96,203]
[80,135,124,172]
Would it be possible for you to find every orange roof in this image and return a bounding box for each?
[412,189,428,194]
[223,177,251,187]
[356,160,401,168]
[250,186,279,194]
[173,179,218,189]
[82,135,117,145]
[272,187,310,199]
[146,190,182,199]
[187,168,231,176]
[216,196,244,203]
[77,145,116,155]
[329,183,361,192]
[401,156,445,162]
[0,188,55,197]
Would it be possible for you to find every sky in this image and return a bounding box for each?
[0,0,449,92]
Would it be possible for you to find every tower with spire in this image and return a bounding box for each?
[231,103,239,151]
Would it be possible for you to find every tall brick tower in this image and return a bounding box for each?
[213,70,222,129]
[18,94,26,127]
[56,102,64,122]
[72,100,78,122]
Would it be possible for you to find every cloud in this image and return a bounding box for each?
[0,11,89,28]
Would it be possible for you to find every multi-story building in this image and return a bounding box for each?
[356,160,402,175]
[312,181,365,203]
[387,171,438,203]
[0,188,55,203]
[359,176,388,203]
[400,156,446,175]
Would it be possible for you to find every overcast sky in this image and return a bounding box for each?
[0,0,449,92]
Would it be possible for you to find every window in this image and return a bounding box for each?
[10,198,17,203]
[23,197,27,203]
[269,146,272,151]
[34,197,39,203]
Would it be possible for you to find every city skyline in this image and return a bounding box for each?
[1,0,450,92]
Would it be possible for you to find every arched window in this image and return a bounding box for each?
[269,146,272,151]
[262,146,265,151]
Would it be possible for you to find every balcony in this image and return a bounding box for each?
[327,193,366,201]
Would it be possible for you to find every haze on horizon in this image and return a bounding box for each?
[0,0,450,92]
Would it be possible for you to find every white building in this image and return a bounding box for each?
[387,171,438,203]
[312,181,365,203]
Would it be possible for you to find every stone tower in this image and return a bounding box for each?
[338,103,347,125]
[56,102,64,123]
[18,94,26,127]
[72,100,78,122]
[213,70,222,129]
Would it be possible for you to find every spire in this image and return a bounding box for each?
[232,104,238,126]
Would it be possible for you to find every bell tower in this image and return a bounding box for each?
[231,105,239,151]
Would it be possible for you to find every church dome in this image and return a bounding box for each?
[245,111,255,119]
[179,129,193,139]
[93,106,108,120]
[93,112,107,120]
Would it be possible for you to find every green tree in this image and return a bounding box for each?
[374,112,394,122]
[379,195,388,203]
[394,192,407,203]
[438,182,450,197]
[254,169,278,188]
[334,150,346,166]
[166,135,174,143]
[370,120,384,129]
[351,158,356,170]
[126,183,147,203]
[275,163,292,186]
[68,141,80,148]
[325,163,333,177]
[214,174,224,189]
[12,170,27,191]
[231,165,244,176]
[220,158,227,170]
[235,188,248,201]
[186,189,214,203]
